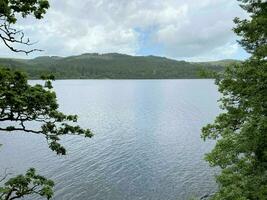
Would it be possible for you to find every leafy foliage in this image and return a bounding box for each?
[0,67,93,199]
[0,68,93,155]
[0,0,49,23]
[233,0,267,59]
[0,53,225,79]
[202,0,267,199]
[0,168,54,200]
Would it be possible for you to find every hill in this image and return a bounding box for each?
[0,53,231,79]
[195,59,241,67]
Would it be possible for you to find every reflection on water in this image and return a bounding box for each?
[0,80,220,200]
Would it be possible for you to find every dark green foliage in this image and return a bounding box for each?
[0,0,49,24]
[0,67,93,199]
[202,0,267,199]
[233,0,267,59]
[0,68,93,155]
[0,53,225,79]
[0,168,54,200]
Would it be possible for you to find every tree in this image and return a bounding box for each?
[0,69,93,200]
[202,0,267,199]
[0,168,54,200]
[0,1,93,199]
[0,68,93,155]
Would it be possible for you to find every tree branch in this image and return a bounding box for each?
[0,21,43,55]
[0,127,42,134]
[0,169,11,183]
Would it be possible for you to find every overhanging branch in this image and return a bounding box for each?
[0,19,43,55]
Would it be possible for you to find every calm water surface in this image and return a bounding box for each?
[0,80,220,200]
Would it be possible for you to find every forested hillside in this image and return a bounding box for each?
[0,53,231,79]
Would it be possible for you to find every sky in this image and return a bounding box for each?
[0,0,250,61]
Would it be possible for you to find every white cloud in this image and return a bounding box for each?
[0,0,247,60]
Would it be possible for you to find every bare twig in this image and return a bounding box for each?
[0,168,12,183]
[0,19,43,55]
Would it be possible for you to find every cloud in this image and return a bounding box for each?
[0,0,248,61]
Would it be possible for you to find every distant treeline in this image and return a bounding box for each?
[0,53,239,79]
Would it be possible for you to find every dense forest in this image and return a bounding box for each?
[0,53,238,79]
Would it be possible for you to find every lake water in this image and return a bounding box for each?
[0,80,220,200]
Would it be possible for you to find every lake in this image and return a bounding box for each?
[0,80,220,200]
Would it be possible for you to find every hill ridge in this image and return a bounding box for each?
[0,53,239,79]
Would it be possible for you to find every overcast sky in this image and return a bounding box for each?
[0,0,250,61]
